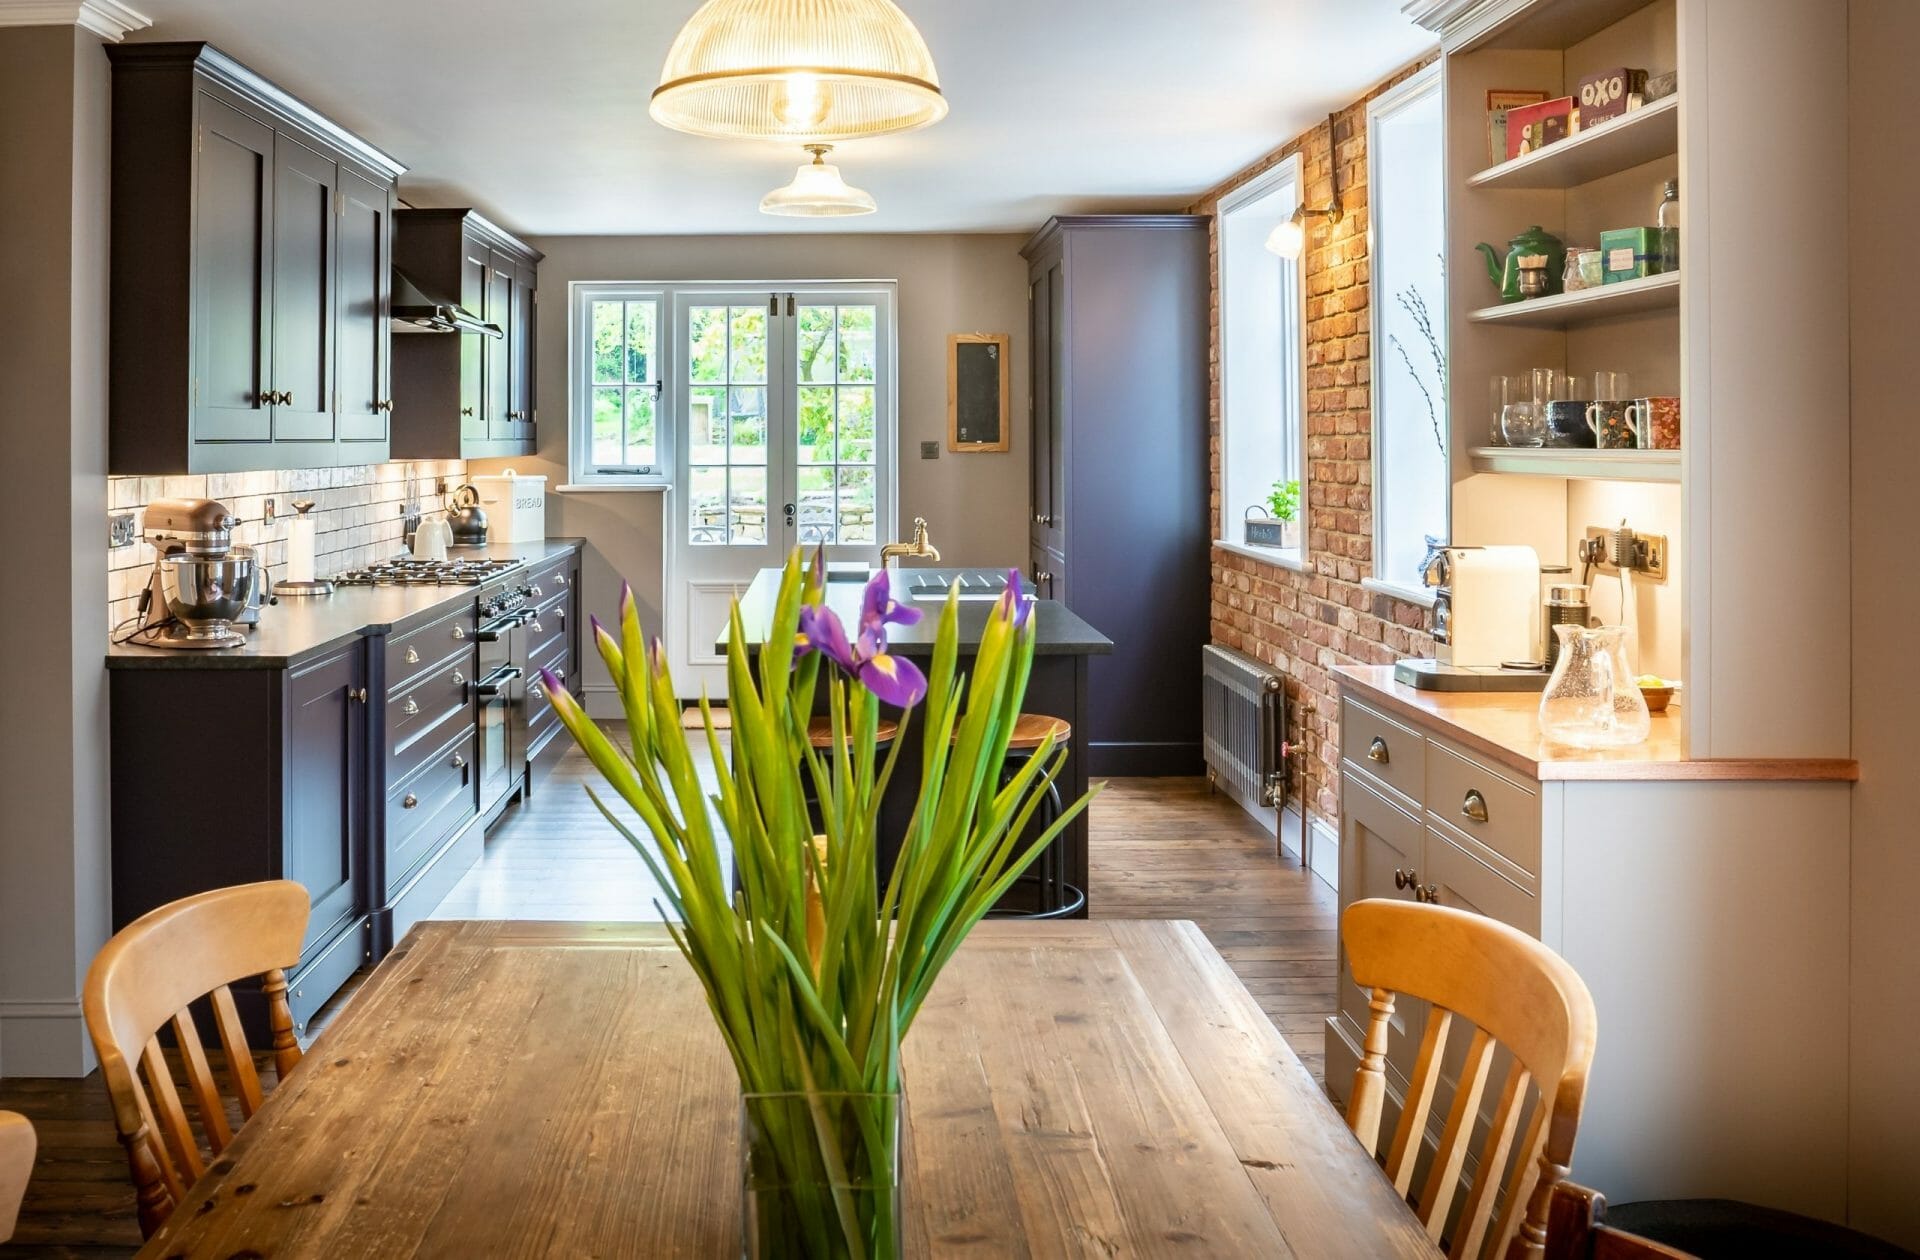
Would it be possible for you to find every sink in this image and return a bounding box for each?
[907,572,1029,602]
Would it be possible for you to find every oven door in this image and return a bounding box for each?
[475,664,522,816]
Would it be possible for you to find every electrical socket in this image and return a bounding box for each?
[919,441,940,459]
[108,513,137,548]
[1581,525,1669,583]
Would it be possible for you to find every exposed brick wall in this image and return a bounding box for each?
[1189,57,1439,826]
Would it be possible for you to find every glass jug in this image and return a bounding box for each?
[1538,625,1651,748]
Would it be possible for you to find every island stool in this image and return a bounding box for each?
[980,713,1087,920]
[803,716,898,834]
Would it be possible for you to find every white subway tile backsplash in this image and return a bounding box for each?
[106,459,466,626]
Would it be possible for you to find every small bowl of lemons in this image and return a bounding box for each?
[1636,675,1677,713]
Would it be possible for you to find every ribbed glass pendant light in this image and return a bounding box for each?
[760,145,877,216]
[651,0,947,143]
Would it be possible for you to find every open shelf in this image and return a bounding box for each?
[1468,446,1680,482]
[1468,270,1679,329]
[1470,95,1678,190]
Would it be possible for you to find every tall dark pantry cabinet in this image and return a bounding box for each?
[1021,216,1210,775]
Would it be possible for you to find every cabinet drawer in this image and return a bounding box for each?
[1424,823,1538,936]
[524,556,572,605]
[525,599,570,663]
[1342,698,1426,807]
[386,601,477,692]
[525,636,572,750]
[1423,740,1539,877]
[386,729,477,895]
[387,648,476,779]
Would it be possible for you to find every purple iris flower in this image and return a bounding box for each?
[999,567,1032,629]
[792,571,927,708]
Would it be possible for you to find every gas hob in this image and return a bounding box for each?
[332,557,524,587]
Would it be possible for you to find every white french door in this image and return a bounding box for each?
[667,284,896,696]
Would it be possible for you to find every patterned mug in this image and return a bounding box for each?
[1585,400,1638,449]
[1543,399,1596,448]
[1628,396,1681,450]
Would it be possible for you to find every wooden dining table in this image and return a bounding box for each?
[139,919,1440,1258]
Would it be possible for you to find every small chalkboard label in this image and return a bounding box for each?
[948,333,1010,452]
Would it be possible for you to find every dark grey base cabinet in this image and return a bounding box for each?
[106,43,405,474]
[110,642,373,1040]
[1021,216,1211,776]
[391,210,542,460]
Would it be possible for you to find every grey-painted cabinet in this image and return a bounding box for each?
[106,42,405,474]
[1019,216,1211,775]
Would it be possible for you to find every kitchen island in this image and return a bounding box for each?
[725,567,1113,916]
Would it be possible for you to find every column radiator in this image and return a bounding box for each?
[1202,643,1289,828]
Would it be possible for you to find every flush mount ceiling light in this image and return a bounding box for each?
[651,0,948,143]
[760,145,877,216]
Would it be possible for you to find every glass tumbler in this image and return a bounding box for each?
[1501,402,1545,447]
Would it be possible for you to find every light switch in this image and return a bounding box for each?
[920,441,940,460]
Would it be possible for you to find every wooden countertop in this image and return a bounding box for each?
[1334,666,1857,783]
[138,920,1438,1258]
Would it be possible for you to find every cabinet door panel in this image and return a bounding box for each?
[284,646,365,950]
[336,167,391,445]
[271,134,337,443]
[1339,776,1427,1086]
[511,262,535,443]
[192,96,273,443]
[461,235,489,445]
[1029,270,1051,545]
[487,251,515,441]
[1044,260,1066,552]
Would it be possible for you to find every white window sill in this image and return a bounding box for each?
[1214,539,1309,572]
[555,482,672,494]
[1361,577,1437,608]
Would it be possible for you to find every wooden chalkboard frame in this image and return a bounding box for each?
[947,332,1011,453]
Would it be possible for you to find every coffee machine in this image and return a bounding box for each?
[1394,538,1548,692]
[131,497,269,649]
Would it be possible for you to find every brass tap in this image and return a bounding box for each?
[879,517,941,568]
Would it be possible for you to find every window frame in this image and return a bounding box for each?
[1364,62,1447,607]
[568,282,672,490]
[1215,152,1309,567]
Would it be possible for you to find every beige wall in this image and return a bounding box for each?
[0,24,112,1076]
[471,233,1032,712]
[1848,0,1920,1247]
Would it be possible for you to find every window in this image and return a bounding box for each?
[1367,64,1449,599]
[1217,154,1307,562]
[570,285,668,486]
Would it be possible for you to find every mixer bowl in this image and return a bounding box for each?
[162,549,255,637]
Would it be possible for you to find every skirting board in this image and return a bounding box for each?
[0,997,96,1078]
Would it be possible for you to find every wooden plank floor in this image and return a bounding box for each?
[0,761,1334,1257]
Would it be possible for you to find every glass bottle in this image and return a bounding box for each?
[1538,624,1651,748]
[1656,179,1680,273]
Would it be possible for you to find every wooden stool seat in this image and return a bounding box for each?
[951,712,1071,749]
[806,717,898,749]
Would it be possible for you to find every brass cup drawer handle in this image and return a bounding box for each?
[1461,790,1489,824]
[451,754,466,770]
[529,682,545,700]
[452,626,467,640]
[404,697,419,716]
[555,574,567,587]
[404,646,419,664]
[530,620,545,635]
[1367,736,1389,764]
[452,671,465,686]
[402,793,418,809]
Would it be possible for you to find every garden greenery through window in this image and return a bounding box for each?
[1217,154,1307,559]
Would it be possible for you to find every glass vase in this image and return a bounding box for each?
[742,1090,902,1260]
[1538,624,1651,748]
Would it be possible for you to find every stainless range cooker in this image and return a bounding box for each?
[474,576,537,819]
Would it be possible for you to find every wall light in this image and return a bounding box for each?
[1265,113,1346,260]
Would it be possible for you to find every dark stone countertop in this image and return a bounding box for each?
[106,539,584,671]
[722,567,1112,658]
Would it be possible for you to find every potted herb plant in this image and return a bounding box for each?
[1244,478,1301,549]
[536,551,1096,1259]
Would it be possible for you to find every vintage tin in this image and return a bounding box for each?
[1599,227,1663,283]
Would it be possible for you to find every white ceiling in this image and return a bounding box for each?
[123,0,1434,238]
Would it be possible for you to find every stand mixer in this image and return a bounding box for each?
[130,497,270,649]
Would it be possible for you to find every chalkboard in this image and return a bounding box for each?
[948,333,1010,452]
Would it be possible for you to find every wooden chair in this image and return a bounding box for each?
[1546,1182,1695,1259]
[1343,899,1599,1260]
[0,1110,34,1243]
[82,880,310,1238]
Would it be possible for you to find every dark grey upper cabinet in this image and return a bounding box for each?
[390,209,542,460]
[107,42,405,474]
[1020,216,1211,777]
[336,164,394,446]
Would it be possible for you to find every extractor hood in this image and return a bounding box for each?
[390,267,501,336]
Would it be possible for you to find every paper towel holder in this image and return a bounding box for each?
[273,499,335,597]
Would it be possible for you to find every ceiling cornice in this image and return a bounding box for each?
[0,0,153,40]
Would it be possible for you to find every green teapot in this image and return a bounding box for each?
[1476,226,1566,303]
